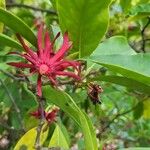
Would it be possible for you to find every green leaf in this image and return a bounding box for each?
[43,86,98,150]
[91,36,136,56]
[89,53,150,85]
[0,0,5,33]
[56,0,111,57]
[92,75,150,95]
[143,98,150,119]
[129,3,150,16]
[133,102,144,120]
[120,0,132,13]
[0,8,36,46]
[0,33,23,50]
[119,148,150,150]
[49,0,57,10]
[14,126,48,150]
[128,3,150,20]
[49,124,69,149]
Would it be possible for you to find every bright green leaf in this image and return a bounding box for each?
[128,3,150,20]
[143,98,150,119]
[129,3,150,16]
[0,8,36,46]
[49,124,69,149]
[119,148,150,150]
[120,0,132,13]
[14,126,48,150]
[91,36,136,56]
[0,33,23,50]
[89,53,150,85]
[43,86,98,150]
[92,75,150,95]
[0,0,5,33]
[56,0,111,57]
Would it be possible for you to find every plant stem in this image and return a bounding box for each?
[6,3,57,15]
[141,17,150,53]
[34,96,45,150]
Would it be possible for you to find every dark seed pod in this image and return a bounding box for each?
[87,82,103,105]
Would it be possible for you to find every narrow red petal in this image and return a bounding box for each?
[7,62,33,68]
[37,24,43,57]
[50,32,71,63]
[37,75,42,97]
[55,71,80,80]
[55,60,80,71]
[16,34,38,60]
[48,75,57,86]
[44,31,52,60]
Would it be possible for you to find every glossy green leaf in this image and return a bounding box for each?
[43,86,98,150]
[49,124,69,149]
[91,36,136,56]
[92,75,150,95]
[14,126,48,150]
[89,53,150,85]
[56,0,111,57]
[0,33,23,50]
[0,8,36,46]
[0,0,5,33]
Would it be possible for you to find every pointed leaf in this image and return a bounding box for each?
[89,53,150,85]
[92,75,150,95]
[0,0,5,33]
[0,8,36,46]
[14,126,48,150]
[91,36,136,56]
[56,0,111,57]
[49,124,69,149]
[0,33,23,50]
[43,86,98,150]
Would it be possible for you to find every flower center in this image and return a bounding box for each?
[39,64,49,75]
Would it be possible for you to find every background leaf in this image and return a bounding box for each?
[89,53,150,85]
[56,0,111,57]
[0,8,36,46]
[91,36,136,56]
[0,0,5,33]
[92,75,150,95]
[14,126,48,150]
[49,124,69,149]
[0,33,23,50]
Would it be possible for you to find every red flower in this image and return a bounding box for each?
[30,108,59,124]
[7,25,80,96]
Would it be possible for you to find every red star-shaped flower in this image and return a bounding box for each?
[8,25,81,96]
[30,108,59,124]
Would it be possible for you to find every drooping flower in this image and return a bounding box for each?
[30,108,59,124]
[87,83,103,105]
[7,25,81,96]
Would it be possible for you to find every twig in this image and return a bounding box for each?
[34,96,45,150]
[0,69,26,82]
[141,17,150,53]
[0,79,25,131]
[6,3,57,15]
[0,120,14,131]
[97,104,138,137]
